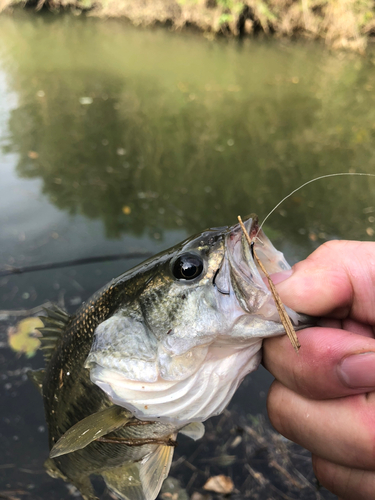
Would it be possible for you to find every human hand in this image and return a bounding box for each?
[263,240,375,500]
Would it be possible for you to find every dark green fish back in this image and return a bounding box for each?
[41,279,126,446]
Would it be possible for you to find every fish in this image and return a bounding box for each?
[29,215,311,500]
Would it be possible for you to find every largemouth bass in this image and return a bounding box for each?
[30,215,310,500]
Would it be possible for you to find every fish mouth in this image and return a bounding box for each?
[214,214,303,325]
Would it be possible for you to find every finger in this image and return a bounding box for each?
[263,327,375,399]
[341,318,375,338]
[313,455,375,500]
[267,380,375,471]
[318,317,375,337]
[271,240,375,324]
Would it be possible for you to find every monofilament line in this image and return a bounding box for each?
[238,216,300,353]
[258,172,375,235]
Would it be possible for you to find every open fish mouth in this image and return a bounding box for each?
[215,215,303,325]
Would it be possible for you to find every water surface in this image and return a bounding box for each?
[0,11,374,499]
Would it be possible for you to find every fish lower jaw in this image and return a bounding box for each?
[89,341,263,426]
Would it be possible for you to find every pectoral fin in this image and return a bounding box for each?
[179,421,205,441]
[50,405,132,458]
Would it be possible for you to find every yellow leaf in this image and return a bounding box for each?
[8,317,43,358]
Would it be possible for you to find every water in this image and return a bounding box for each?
[0,10,374,499]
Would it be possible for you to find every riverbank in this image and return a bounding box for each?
[1,0,375,52]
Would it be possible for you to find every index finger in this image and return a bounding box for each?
[273,240,375,324]
[263,326,375,400]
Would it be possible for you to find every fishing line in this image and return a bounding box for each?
[257,172,375,236]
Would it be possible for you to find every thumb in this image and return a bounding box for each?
[270,240,375,324]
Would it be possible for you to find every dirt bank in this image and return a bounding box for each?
[1,0,375,51]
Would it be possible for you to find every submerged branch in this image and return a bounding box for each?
[0,252,153,278]
[96,436,178,447]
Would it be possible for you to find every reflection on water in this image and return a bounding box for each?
[1,13,375,246]
[0,10,374,499]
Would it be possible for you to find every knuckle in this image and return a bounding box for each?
[306,239,344,264]
[266,380,285,434]
[312,456,338,495]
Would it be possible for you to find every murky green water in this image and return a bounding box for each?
[0,10,374,499]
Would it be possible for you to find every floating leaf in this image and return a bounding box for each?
[7,317,43,358]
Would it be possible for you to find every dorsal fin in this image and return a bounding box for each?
[38,305,71,363]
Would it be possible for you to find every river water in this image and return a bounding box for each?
[0,10,374,500]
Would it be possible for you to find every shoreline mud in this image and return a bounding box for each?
[1,0,375,52]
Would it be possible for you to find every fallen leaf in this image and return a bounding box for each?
[8,317,43,358]
[203,475,234,494]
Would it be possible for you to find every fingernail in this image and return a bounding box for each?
[338,352,375,389]
[270,270,293,285]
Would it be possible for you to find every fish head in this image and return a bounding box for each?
[85,216,311,425]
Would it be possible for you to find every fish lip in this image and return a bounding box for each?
[226,214,259,244]
[226,214,260,262]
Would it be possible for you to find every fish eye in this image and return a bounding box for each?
[172,253,204,281]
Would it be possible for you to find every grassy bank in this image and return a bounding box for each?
[1,0,375,51]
